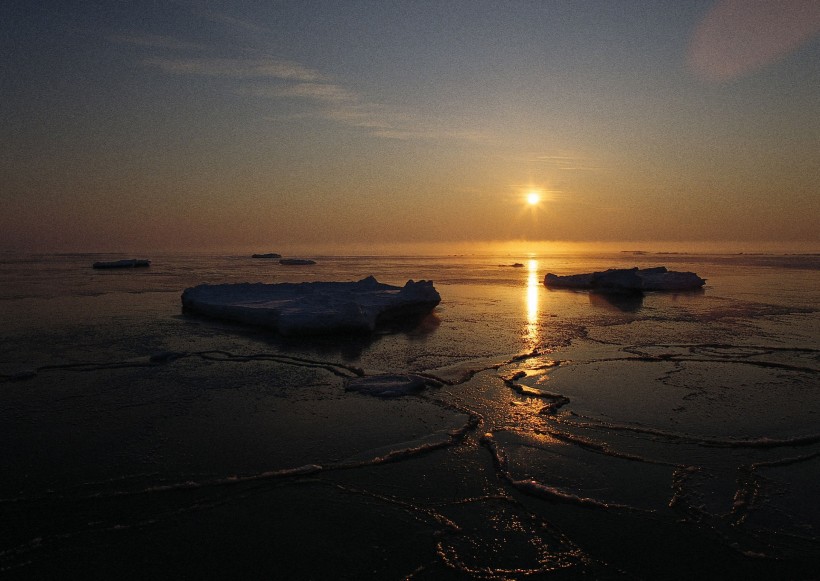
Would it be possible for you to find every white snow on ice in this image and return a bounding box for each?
[181,276,440,335]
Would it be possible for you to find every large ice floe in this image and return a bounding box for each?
[181,275,440,335]
[544,266,705,292]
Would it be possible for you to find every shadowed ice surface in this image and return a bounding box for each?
[0,252,818,579]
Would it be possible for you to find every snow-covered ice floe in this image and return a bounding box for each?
[92,259,151,269]
[181,276,441,335]
[544,266,705,292]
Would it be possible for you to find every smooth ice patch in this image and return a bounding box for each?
[345,374,431,397]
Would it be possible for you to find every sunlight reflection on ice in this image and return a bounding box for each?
[525,259,540,348]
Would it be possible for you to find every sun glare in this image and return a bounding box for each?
[526,191,541,206]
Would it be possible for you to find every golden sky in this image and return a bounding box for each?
[2,1,818,253]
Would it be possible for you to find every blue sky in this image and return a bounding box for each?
[2,1,818,252]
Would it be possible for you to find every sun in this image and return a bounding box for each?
[526,191,541,206]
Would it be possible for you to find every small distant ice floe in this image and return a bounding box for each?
[251,253,282,258]
[544,266,705,293]
[181,275,441,335]
[279,258,316,265]
[92,259,151,269]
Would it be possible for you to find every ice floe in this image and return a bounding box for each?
[92,259,151,269]
[181,275,441,335]
[251,253,281,258]
[279,258,316,265]
[544,266,705,292]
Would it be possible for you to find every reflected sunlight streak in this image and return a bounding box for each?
[525,259,539,346]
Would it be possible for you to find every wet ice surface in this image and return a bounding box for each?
[1,253,819,579]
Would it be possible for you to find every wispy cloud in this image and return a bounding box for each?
[142,57,324,82]
[125,8,484,143]
[533,154,600,171]
[371,127,489,141]
[234,63,485,141]
[294,99,486,141]
[242,82,357,102]
[242,83,407,131]
[320,103,397,129]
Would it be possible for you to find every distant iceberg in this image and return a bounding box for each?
[92,259,151,269]
[181,276,441,335]
[544,266,705,292]
[251,253,281,258]
[279,258,316,265]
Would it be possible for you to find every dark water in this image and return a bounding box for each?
[1,252,818,579]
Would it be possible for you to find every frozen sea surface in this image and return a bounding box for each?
[0,251,818,579]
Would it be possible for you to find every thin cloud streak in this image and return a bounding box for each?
[243,82,358,102]
[319,104,397,129]
[533,154,601,172]
[143,57,324,82]
[266,99,487,141]
[371,128,489,141]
